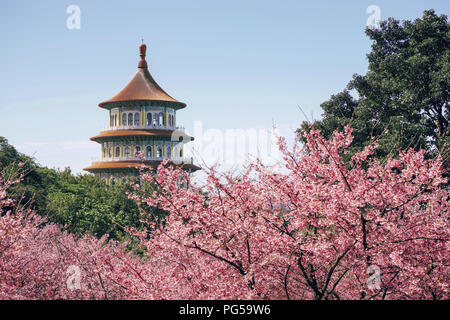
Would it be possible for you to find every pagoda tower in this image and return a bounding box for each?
[84,43,200,182]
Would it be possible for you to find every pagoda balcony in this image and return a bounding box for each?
[90,156,194,165]
[100,125,185,132]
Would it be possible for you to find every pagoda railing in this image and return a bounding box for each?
[100,124,185,132]
[90,156,194,165]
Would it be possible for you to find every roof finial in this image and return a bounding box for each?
[138,40,148,69]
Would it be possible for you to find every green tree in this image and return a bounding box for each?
[0,136,164,241]
[0,137,45,209]
[300,10,449,162]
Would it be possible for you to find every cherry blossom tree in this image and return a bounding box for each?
[0,164,147,299]
[0,125,448,300]
[132,126,449,299]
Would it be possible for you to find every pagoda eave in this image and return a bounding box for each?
[99,99,186,110]
[90,129,194,142]
[83,160,201,172]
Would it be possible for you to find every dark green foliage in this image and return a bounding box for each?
[300,10,449,162]
[0,136,165,241]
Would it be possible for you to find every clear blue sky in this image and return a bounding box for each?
[1,0,448,173]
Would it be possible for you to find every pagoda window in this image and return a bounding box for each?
[146,113,152,126]
[159,112,164,127]
[124,146,131,158]
[103,146,106,158]
[156,146,162,158]
[115,146,120,158]
[135,146,141,157]
[146,146,152,158]
[153,113,158,126]
[108,147,112,158]
[122,113,127,127]
[167,146,172,158]
[114,114,118,126]
[134,113,140,126]
[128,113,133,126]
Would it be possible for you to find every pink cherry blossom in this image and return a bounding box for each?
[0,125,448,300]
